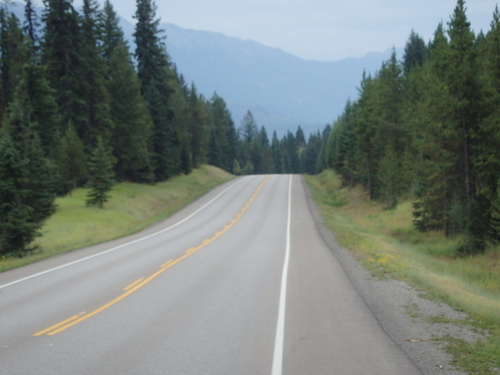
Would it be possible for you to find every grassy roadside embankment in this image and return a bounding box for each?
[1,165,234,272]
[305,170,500,375]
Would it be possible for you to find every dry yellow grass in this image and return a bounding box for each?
[305,170,499,375]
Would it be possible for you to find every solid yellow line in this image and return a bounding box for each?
[124,278,145,291]
[33,313,85,336]
[161,260,175,268]
[35,176,271,336]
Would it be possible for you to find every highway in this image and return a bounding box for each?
[0,175,421,374]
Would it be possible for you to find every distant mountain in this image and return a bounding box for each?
[2,2,401,135]
[165,25,402,135]
[117,18,402,135]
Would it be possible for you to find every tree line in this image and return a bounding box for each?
[324,0,500,255]
[0,0,224,256]
[0,0,330,257]
[234,110,330,176]
[4,0,495,258]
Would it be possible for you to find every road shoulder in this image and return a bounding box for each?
[301,176,483,375]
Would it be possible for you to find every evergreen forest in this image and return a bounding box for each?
[325,1,500,255]
[0,0,499,257]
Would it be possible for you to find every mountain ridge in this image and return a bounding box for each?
[156,22,402,134]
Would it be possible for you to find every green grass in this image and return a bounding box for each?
[1,165,234,272]
[305,170,500,375]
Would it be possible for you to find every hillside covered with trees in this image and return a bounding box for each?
[1,0,499,258]
[325,0,500,255]
[0,0,329,257]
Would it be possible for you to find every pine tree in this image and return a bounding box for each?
[80,0,114,148]
[295,125,306,149]
[491,178,500,241]
[480,6,500,241]
[403,30,427,74]
[0,10,26,112]
[186,84,208,167]
[301,132,322,175]
[327,101,358,186]
[378,146,404,209]
[107,43,153,182]
[179,131,193,175]
[257,126,273,174]
[411,23,454,234]
[209,93,237,173]
[100,0,124,62]
[59,122,87,193]
[284,131,299,174]
[0,131,33,256]
[238,111,260,174]
[369,51,409,205]
[376,51,406,153]
[355,72,378,199]
[23,0,41,49]
[16,62,60,159]
[271,131,282,174]
[315,124,331,175]
[485,6,500,94]
[8,78,57,222]
[0,96,56,256]
[240,110,258,142]
[168,70,192,175]
[134,0,179,181]
[86,137,114,208]
[42,0,87,138]
[207,126,221,167]
[446,0,487,253]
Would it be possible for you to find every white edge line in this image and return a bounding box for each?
[271,174,292,375]
[0,177,248,290]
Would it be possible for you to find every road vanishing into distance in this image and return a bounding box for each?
[0,175,422,375]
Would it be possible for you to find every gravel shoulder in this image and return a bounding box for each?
[303,177,486,375]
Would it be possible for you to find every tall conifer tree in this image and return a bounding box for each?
[403,30,427,74]
[355,73,378,199]
[134,0,179,181]
[271,131,282,174]
[411,23,456,234]
[86,136,114,208]
[23,0,40,49]
[476,6,500,243]
[0,96,56,256]
[0,10,25,113]
[42,0,87,138]
[100,0,124,62]
[80,0,114,148]
[0,130,33,256]
[16,63,60,159]
[107,43,154,182]
[59,122,87,193]
[446,0,487,253]
[209,94,237,173]
[186,84,207,167]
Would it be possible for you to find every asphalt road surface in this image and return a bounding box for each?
[0,175,422,374]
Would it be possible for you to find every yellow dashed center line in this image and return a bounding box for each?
[34,177,270,337]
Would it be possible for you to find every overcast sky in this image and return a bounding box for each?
[80,0,495,61]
